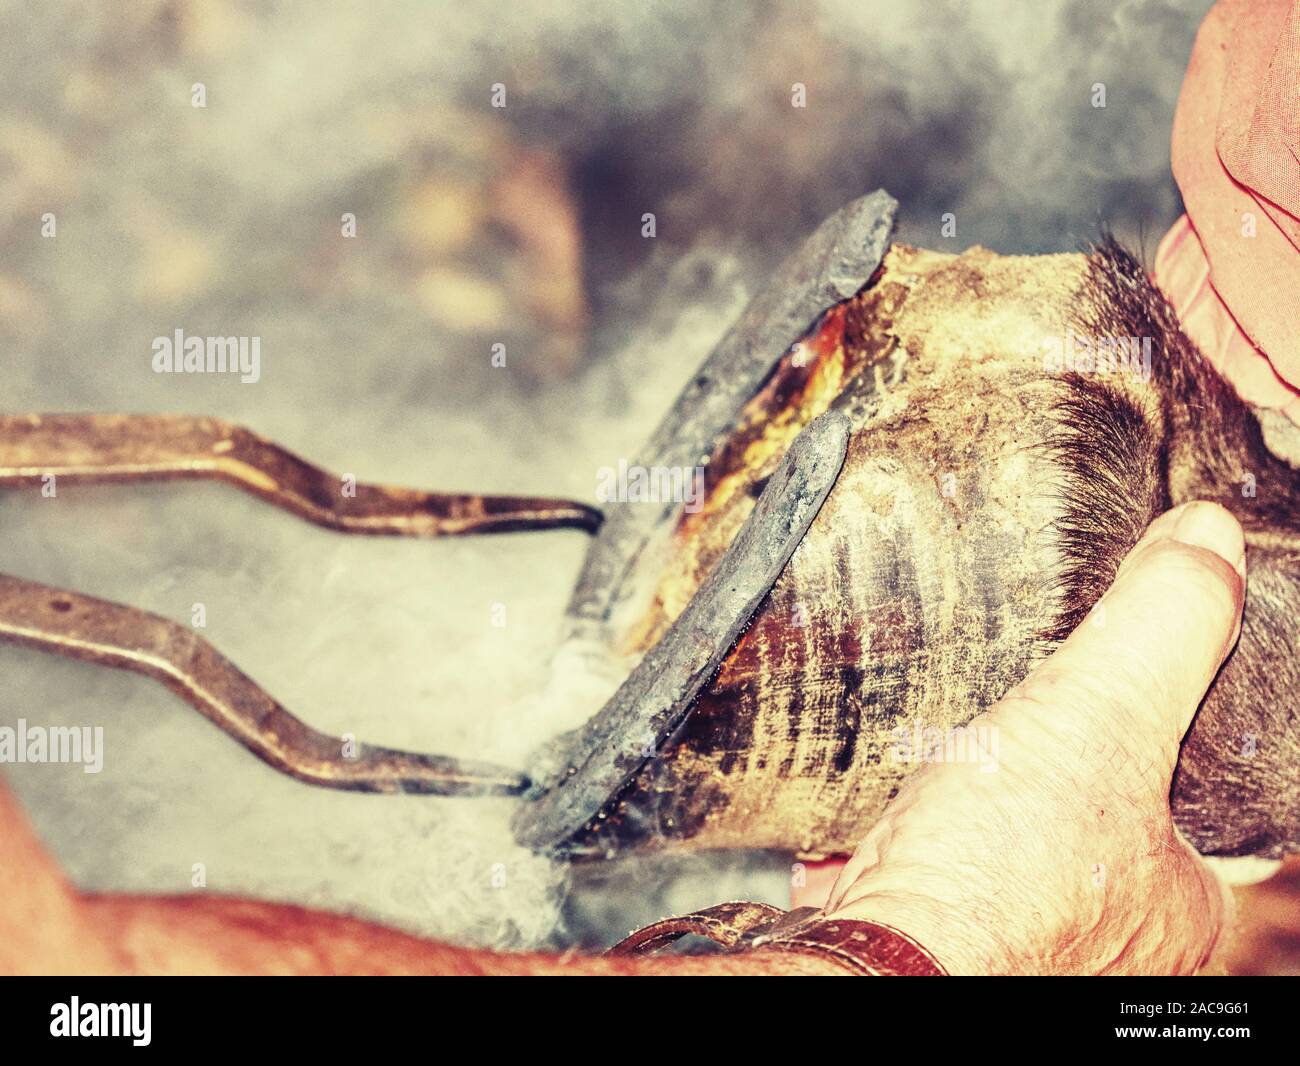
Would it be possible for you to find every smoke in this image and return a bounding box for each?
[0,0,1211,950]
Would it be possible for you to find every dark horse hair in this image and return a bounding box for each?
[1044,237,1300,643]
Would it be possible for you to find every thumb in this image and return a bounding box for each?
[998,500,1245,771]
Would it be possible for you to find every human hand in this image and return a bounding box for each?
[818,501,1246,975]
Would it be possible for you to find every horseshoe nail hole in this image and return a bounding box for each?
[49,599,73,613]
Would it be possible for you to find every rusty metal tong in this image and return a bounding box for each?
[0,412,598,797]
[0,190,896,853]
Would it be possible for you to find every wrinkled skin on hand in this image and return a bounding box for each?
[822,502,1244,975]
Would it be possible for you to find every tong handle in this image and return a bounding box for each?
[0,572,529,796]
[0,413,600,536]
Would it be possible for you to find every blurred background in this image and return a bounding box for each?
[2,0,1293,971]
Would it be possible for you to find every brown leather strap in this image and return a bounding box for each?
[751,915,948,975]
[608,901,787,956]
[607,902,947,975]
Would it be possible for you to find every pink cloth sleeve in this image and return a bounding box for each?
[1154,0,1300,424]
